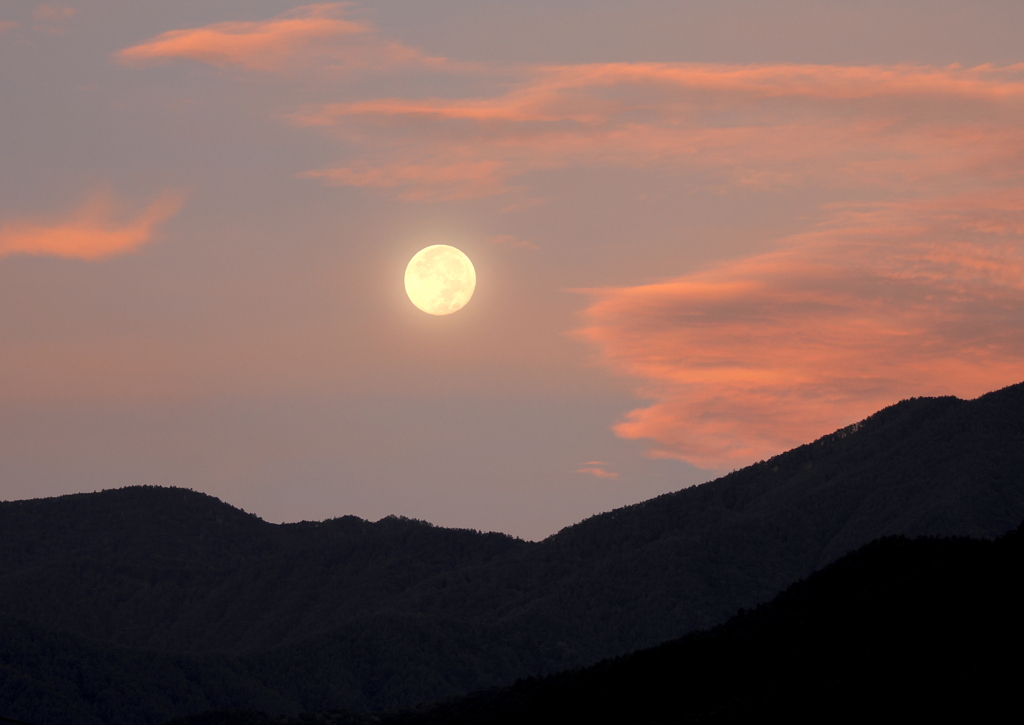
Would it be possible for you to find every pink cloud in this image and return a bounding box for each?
[120,10,1024,201]
[31,4,75,34]
[576,465,619,479]
[575,191,1024,469]
[296,62,1024,200]
[0,190,184,260]
[116,3,441,73]
[0,20,19,33]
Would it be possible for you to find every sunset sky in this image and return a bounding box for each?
[2,1,1023,539]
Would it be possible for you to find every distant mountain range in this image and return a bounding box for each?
[2,381,1023,724]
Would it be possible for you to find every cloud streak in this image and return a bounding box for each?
[0,190,184,260]
[294,62,1024,200]
[576,462,619,479]
[31,4,76,34]
[116,3,442,74]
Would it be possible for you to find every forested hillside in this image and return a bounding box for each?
[2,381,1023,724]
[201,519,1021,725]
[0,488,524,653]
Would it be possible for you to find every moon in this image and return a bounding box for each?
[404,245,476,315]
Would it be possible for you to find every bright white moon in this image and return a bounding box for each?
[404,245,476,315]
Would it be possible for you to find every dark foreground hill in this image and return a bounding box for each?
[182,520,1023,725]
[391,523,1024,724]
[1,381,1023,723]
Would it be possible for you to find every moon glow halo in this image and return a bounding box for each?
[404,245,476,315]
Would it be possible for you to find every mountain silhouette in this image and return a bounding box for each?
[2,381,1023,724]
[189,520,1021,725]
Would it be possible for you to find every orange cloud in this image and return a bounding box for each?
[296,62,1024,200]
[120,10,1024,200]
[116,3,440,73]
[575,191,1024,469]
[300,62,1024,125]
[0,20,18,33]
[31,4,75,34]
[576,465,619,479]
[0,190,184,260]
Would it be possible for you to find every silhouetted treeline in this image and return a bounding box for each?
[2,381,1023,724]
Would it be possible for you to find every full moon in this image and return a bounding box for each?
[404,245,476,315]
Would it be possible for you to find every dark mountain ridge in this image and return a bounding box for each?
[2,381,1023,722]
[1,486,524,653]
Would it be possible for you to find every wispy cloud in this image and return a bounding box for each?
[293,62,1024,200]
[32,4,75,34]
[576,462,619,479]
[0,20,18,33]
[117,10,1024,202]
[575,190,1024,468]
[561,63,1024,468]
[116,3,443,74]
[0,190,184,260]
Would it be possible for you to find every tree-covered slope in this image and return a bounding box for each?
[361,521,1024,725]
[1,382,1023,722]
[0,487,525,653]
[156,520,1024,725]
[0,615,286,725]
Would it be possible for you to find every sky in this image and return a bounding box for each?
[2,1,1023,540]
